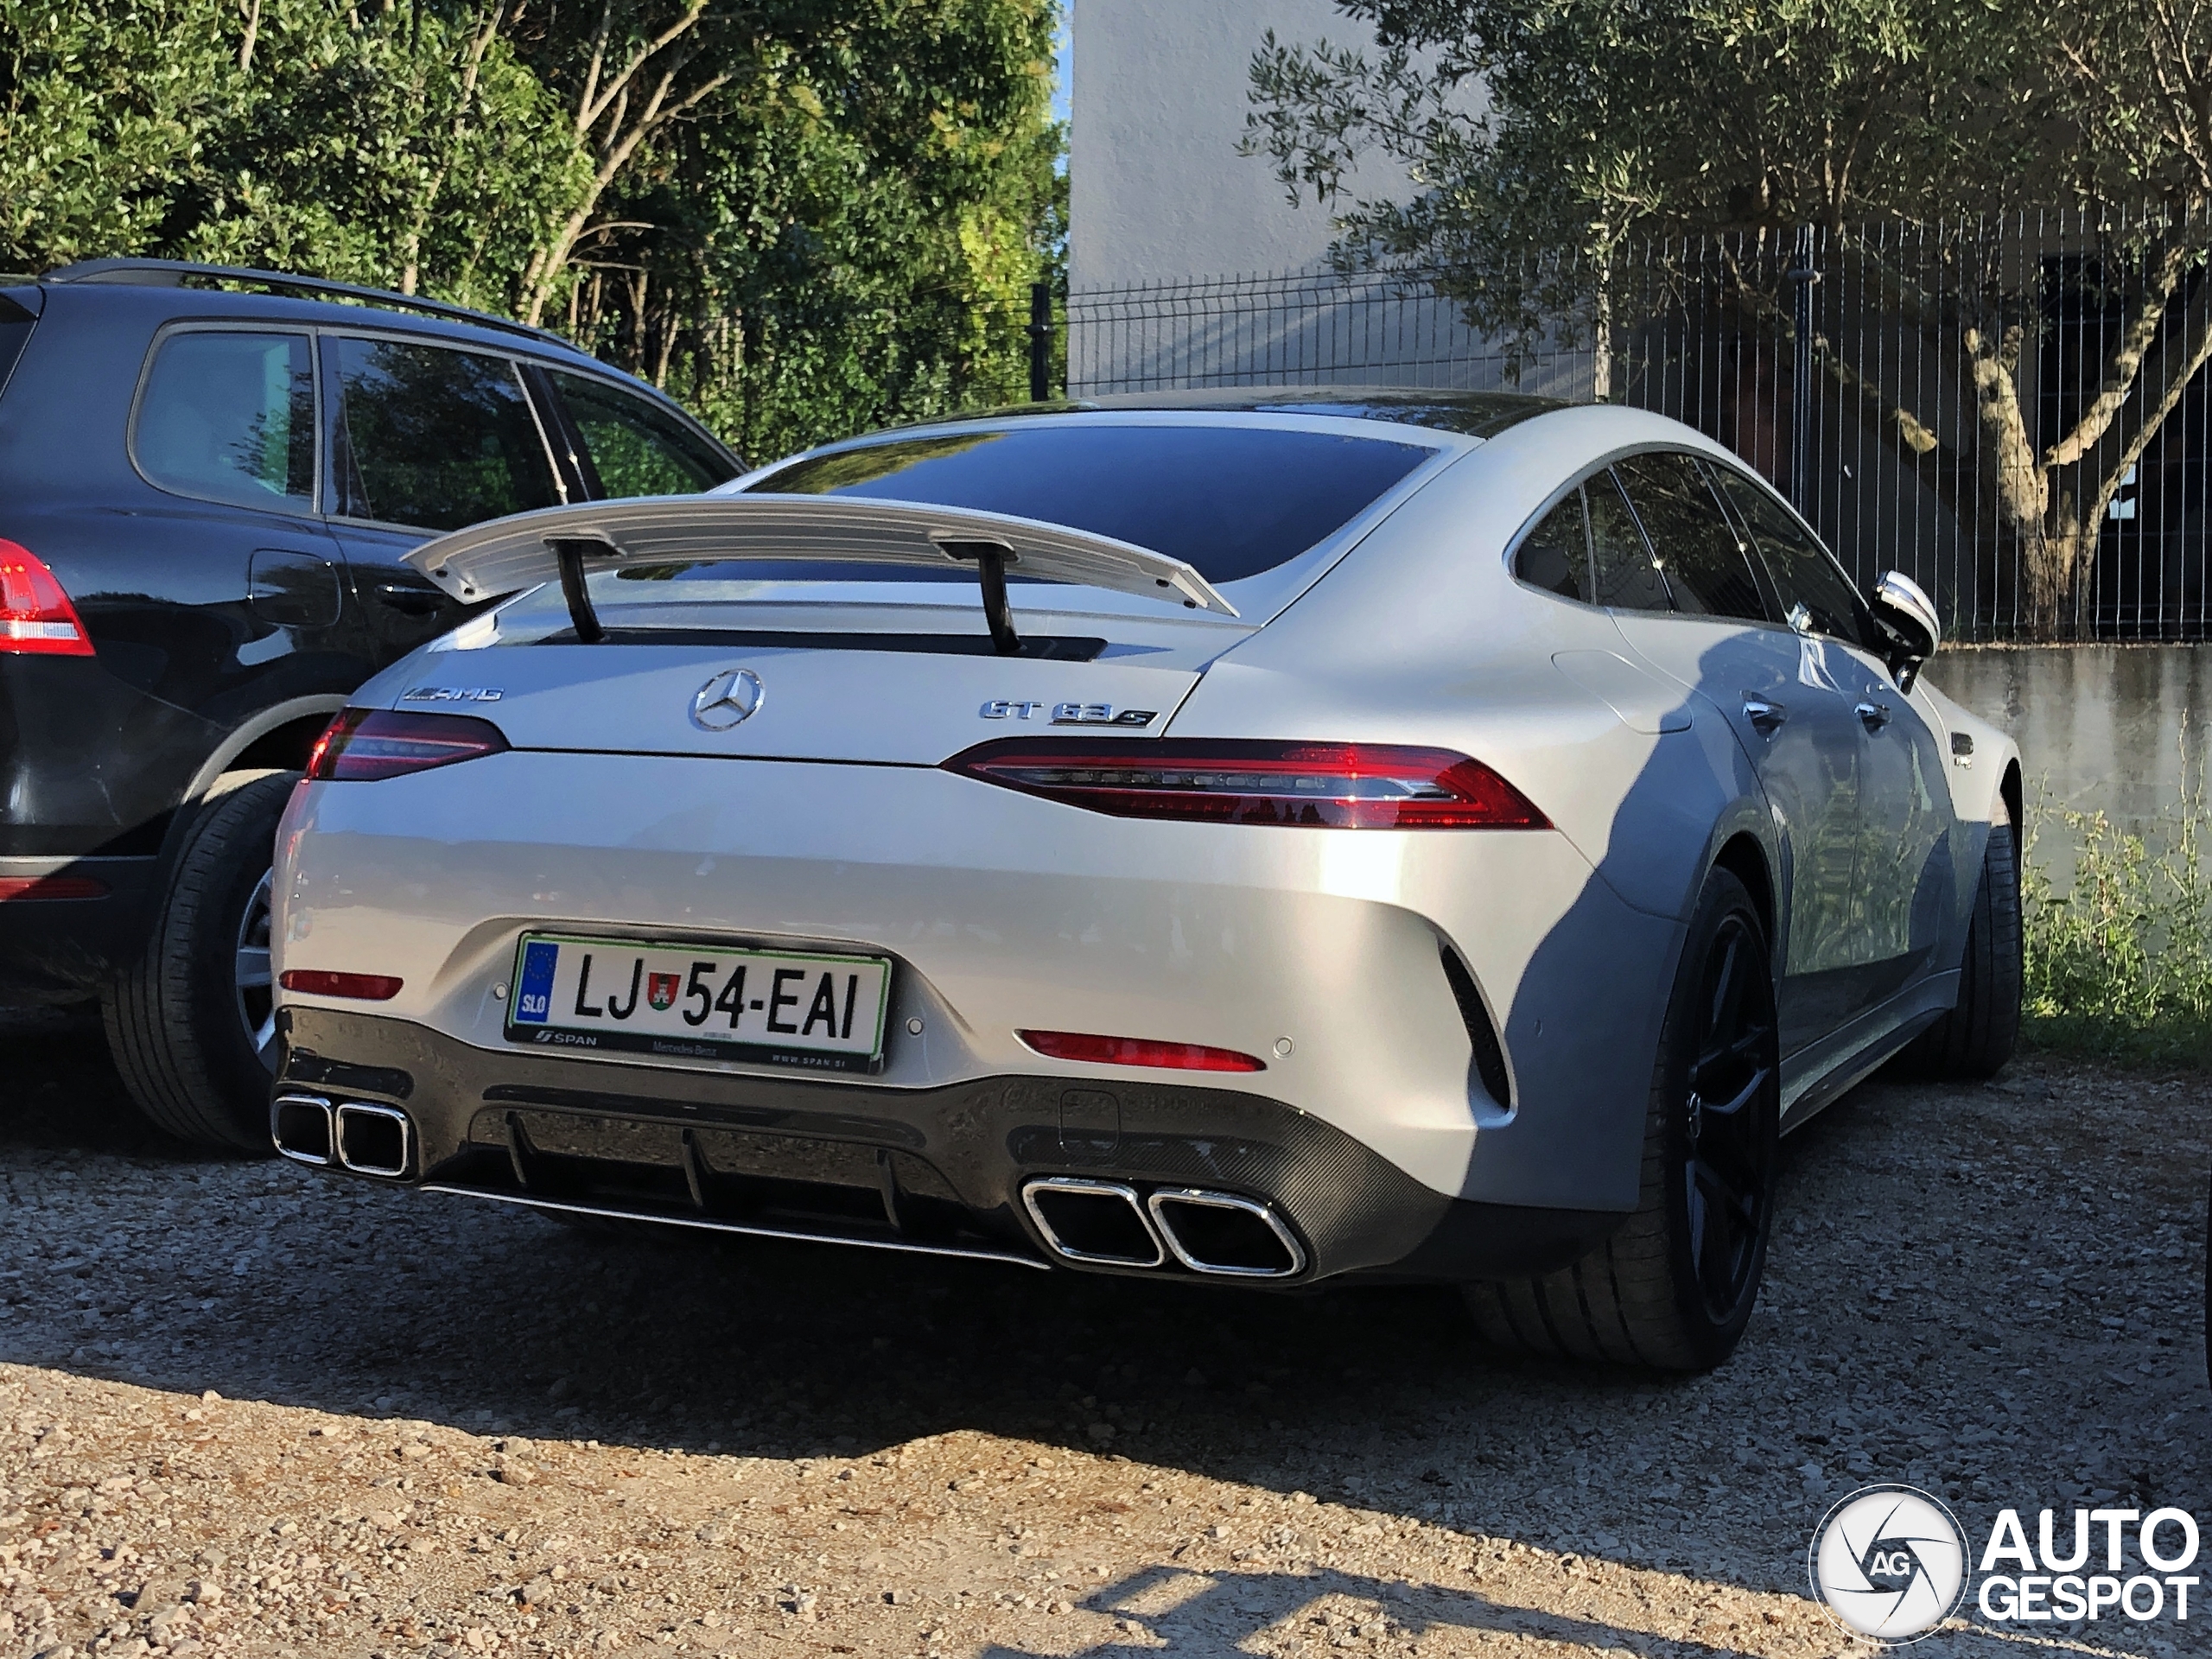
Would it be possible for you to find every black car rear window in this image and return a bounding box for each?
[0,293,38,402]
[749,424,1433,583]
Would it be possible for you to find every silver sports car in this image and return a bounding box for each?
[268,389,2022,1371]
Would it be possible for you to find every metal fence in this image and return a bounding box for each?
[1045,209,2212,642]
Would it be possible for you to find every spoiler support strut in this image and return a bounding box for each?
[937,538,1022,655]
[549,538,608,644]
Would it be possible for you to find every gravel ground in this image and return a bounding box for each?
[1,1004,2207,1659]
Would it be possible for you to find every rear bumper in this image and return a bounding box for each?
[275,1004,1624,1286]
[276,752,1686,1211]
[0,855,159,999]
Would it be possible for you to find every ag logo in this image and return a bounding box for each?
[1809,1484,1969,1643]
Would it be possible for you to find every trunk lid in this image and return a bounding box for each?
[381,597,1237,765]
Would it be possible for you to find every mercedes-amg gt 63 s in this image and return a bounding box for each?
[267,390,2022,1371]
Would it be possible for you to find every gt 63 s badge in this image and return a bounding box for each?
[979,699,1154,726]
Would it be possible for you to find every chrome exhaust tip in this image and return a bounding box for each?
[271,1093,334,1166]
[1147,1189,1306,1278]
[334,1102,411,1179]
[1021,1177,1166,1268]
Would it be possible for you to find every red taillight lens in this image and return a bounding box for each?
[0,874,109,901]
[1019,1029,1267,1072]
[278,969,404,1001]
[0,539,93,657]
[946,740,1550,829]
[305,709,509,781]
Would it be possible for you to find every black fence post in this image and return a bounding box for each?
[1027,282,1052,404]
[1786,225,1821,518]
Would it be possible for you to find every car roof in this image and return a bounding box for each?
[35,257,609,371]
[889,385,1564,441]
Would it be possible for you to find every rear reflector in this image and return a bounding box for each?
[306,708,509,781]
[946,740,1549,829]
[278,969,404,1001]
[0,539,93,657]
[1019,1029,1266,1072]
[0,874,108,901]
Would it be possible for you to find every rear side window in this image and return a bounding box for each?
[1712,467,1872,643]
[754,424,1433,584]
[0,293,35,400]
[1514,486,1591,601]
[332,337,559,531]
[549,370,734,496]
[134,330,315,512]
[1588,468,1669,611]
[1615,452,1772,623]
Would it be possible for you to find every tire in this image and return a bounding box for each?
[1897,817,2022,1079]
[102,770,298,1152]
[1463,867,1782,1372]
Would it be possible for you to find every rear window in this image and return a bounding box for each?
[0,292,34,400]
[134,329,316,512]
[748,424,1433,583]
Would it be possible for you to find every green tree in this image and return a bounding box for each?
[1245,2,2212,635]
[0,0,1062,457]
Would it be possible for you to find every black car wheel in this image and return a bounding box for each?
[103,771,298,1152]
[1897,816,2022,1078]
[1464,865,1781,1371]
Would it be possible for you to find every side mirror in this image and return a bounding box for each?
[1869,570,1940,693]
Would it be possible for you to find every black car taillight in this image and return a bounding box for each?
[0,538,93,657]
[306,709,510,781]
[944,739,1550,829]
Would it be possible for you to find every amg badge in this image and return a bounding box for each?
[403,686,503,702]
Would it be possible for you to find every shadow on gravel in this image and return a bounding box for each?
[4,1009,2209,1619]
[1007,1562,1758,1658]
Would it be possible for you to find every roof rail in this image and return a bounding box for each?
[41,257,574,349]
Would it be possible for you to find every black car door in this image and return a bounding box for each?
[321,333,567,660]
[130,325,356,718]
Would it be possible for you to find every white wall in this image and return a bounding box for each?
[1070,0,1406,290]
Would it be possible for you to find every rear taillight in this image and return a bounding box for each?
[945,740,1550,829]
[0,539,93,657]
[1019,1030,1267,1072]
[278,969,404,1000]
[0,874,108,901]
[306,709,510,781]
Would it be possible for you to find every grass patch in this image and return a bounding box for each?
[2023,794,2212,1065]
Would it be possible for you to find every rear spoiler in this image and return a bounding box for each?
[404,494,1238,652]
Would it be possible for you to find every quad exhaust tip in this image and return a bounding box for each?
[335,1103,411,1177]
[273,1094,410,1178]
[1020,1177,1305,1278]
[271,1093,334,1166]
[1022,1177,1165,1268]
[1147,1188,1306,1278]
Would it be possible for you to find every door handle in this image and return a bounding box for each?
[1741,697,1788,734]
[375,582,444,615]
[1855,700,1892,730]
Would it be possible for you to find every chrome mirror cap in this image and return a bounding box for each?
[1871,570,1940,690]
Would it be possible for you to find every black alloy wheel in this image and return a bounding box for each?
[1464,865,1782,1371]
[1676,908,1779,1325]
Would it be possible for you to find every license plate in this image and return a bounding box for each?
[504,932,892,1073]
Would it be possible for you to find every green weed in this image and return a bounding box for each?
[2022,791,2212,1064]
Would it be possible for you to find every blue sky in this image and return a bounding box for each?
[1052,4,1072,129]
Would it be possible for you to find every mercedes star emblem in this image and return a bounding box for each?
[690,667,765,730]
